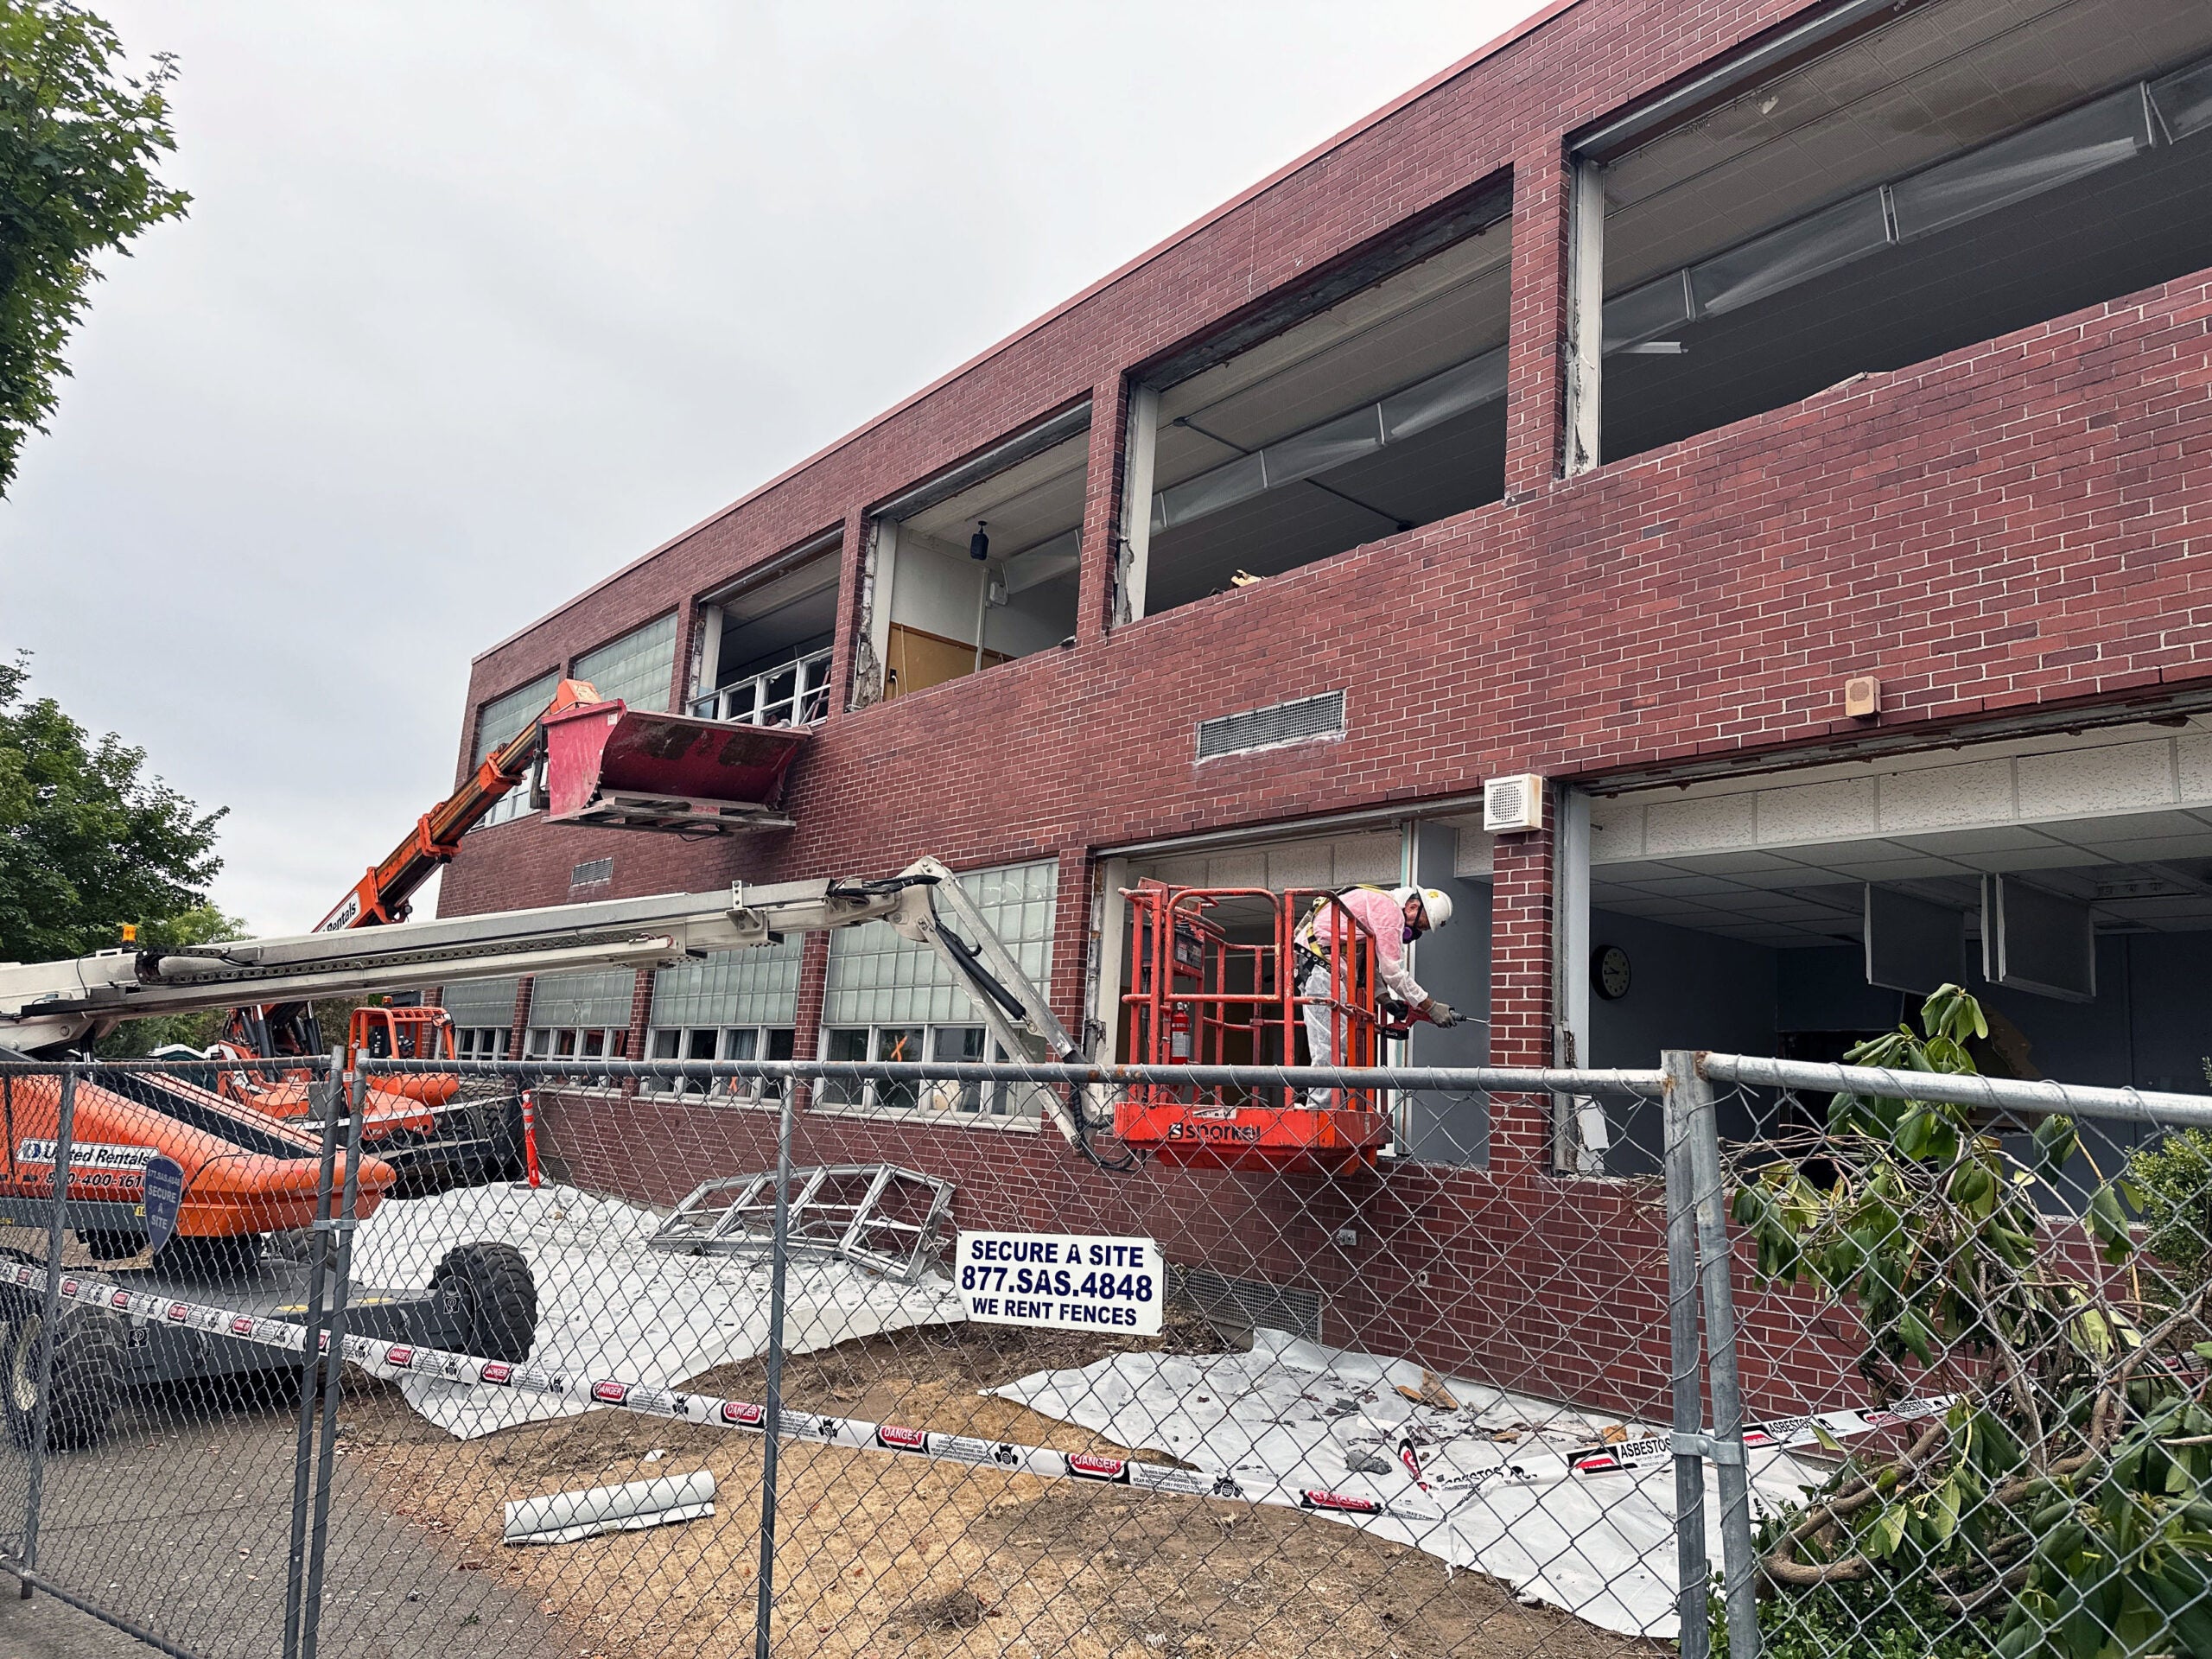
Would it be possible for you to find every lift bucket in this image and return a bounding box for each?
[1111,883,1395,1172]
[541,700,808,836]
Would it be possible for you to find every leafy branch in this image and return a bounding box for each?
[1725,986,2212,1658]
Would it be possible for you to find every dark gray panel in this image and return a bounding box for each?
[1985,875,2097,1003]
[1864,885,1967,995]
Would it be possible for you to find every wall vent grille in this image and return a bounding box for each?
[1195,691,1344,762]
[1173,1265,1324,1341]
[570,857,613,888]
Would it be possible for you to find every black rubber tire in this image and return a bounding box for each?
[3,1302,124,1451]
[427,1242,537,1363]
[160,1232,265,1280]
[486,1092,530,1184]
[76,1230,148,1262]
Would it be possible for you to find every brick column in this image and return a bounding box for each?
[1502,145,1572,499]
[791,931,830,1111]
[1051,847,1096,1051]
[1075,376,1128,646]
[620,968,654,1095]
[827,508,870,715]
[506,976,533,1062]
[1488,824,1555,1173]
[668,595,702,714]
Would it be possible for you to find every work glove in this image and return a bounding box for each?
[1425,999,1462,1027]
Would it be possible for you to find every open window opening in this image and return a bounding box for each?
[1576,0,2212,466]
[1564,718,2212,1198]
[689,531,842,727]
[1105,821,1492,1165]
[1118,195,1511,620]
[858,409,1089,706]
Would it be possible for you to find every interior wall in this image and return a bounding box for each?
[888,537,993,642]
[1587,909,1780,1174]
[1774,931,2212,1096]
[987,578,1077,658]
[1402,821,1492,1166]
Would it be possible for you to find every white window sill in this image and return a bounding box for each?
[634,1085,785,1110]
[808,1102,1043,1134]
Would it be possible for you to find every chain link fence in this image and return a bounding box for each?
[0,1046,2204,1656]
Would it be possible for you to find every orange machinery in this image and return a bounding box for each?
[1112,881,1404,1172]
[208,677,813,1186]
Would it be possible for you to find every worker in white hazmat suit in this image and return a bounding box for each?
[1294,887,1462,1101]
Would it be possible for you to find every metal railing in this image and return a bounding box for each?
[688,647,833,728]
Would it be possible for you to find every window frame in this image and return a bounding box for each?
[811,1022,1044,1129]
[641,1024,798,1105]
[521,1023,630,1088]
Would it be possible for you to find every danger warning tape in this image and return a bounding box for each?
[5,1262,1960,1530]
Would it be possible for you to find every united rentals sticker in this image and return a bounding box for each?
[16,1140,156,1172]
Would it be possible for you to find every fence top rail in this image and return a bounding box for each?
[0,1054,334,1076]
[1700,1052,2212,1131]
[351,1056,1669,1095]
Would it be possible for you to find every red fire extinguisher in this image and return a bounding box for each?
[1167,1001,1192,1064]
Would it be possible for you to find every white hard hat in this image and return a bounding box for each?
[1392,887,1454,929]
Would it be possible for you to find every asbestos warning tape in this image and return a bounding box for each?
[3,1262,1408,1522]
[3,1262,1956,1529]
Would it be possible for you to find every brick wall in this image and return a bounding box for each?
[440,0,2212,1417]
[536,1086,1858,1422]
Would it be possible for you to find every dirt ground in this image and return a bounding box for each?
[327,1310,1667,1659]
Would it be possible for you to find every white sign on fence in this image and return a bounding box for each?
[954,1230,1163,1336]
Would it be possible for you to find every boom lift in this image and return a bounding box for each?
[206,677,607,1191]
[0,859,1078,1446]
[1113,880,1407,1171]
[208,677,819,1192]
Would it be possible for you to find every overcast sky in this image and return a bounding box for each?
[1,0,1543,937]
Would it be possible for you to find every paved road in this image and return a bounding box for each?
[0,1379,576,1659]
[0,1586,143,1658]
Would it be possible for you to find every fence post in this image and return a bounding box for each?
[18,1063,75,1599]
[299,1066,369,1659]
[753,1079,797,1659]
[1670,1051,1763,1657]
[1661,1052,1711,1658]
[283,1055,346,1659]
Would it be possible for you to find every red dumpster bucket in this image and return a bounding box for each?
[541,700,808,836]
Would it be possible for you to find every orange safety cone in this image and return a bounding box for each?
[521,1090,542,1189]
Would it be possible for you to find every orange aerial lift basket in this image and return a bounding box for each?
[1112,881,1402,1172]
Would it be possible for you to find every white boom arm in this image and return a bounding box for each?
[0,862,1077,1100]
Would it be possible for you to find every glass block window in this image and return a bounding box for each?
[823,861,1055,1027]
[529,969,637,1027]
[645,939,802,1101]
[438,975,519,1060]
[573,613,678,714]
[471,671,560,829]
[819,859,1056,1124]
[650,938,801,1028]
[523,968,636,1080]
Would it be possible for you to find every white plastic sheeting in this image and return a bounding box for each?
[503,1470,717,1545]
[353,1183,963,1440]
[993,1329,1827,1640]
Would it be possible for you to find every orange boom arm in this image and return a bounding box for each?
[313,678,603,932]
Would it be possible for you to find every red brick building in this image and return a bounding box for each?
[438,0,2212,1406]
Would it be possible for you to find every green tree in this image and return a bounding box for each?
[0,653,226,962]
[0,0,187,493]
